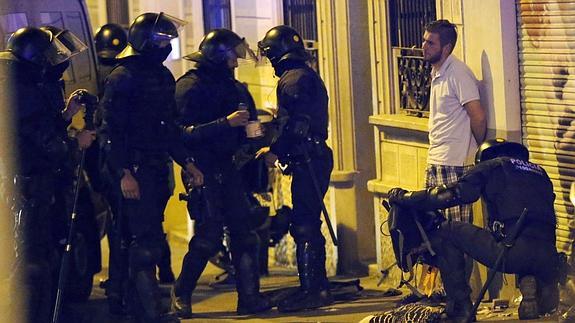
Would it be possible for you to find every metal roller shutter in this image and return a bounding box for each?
[517,0,575,255]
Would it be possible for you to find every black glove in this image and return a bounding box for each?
[387,187,408,205]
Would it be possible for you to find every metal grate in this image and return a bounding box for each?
[283,0,318,72]
[202,0,231,32]
[395,48,432,116]
[390,0,436,48]
[388,0,435,116]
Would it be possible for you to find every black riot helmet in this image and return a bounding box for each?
[475,138,529,164]
[184,28,255,65]
[117,12,187,59]
[7,27,81,67]
[257,25,309,66]
[94,23,128,59]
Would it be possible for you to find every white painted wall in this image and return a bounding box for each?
[232,0,282,109]
[462,0,521,140]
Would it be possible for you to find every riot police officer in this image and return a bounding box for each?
[388,139,560,322]
[100,12,202,323]
[94,23,127,93]
[257,25,334,312]
[170,28,271,318]
[0,26,87,323]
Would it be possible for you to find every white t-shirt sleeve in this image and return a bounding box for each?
[452,69,480,106]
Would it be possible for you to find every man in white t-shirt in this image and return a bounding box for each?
[423,19,486,223]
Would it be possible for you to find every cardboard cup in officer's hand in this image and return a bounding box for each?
[245,120,263,138]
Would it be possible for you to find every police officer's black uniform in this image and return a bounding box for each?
[258,25,334,312]
[171,28,271,318]
[0,27,74,323]
[101,12,191,323]
[388,139,560,322]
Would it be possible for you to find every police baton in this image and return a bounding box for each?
[301,146,338,246]
[52,91,98,323]
[467,208,528,323]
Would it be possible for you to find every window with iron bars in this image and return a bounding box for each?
[203,0,231,32]
[389,0,435,117]
[283,0,319,73]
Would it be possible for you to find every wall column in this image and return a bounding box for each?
[317,0,376,274]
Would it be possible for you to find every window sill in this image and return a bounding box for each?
[369,114,428,133]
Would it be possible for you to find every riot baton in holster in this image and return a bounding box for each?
[52,90,98,323]
[301,145,338,246]
[467,208,529,323]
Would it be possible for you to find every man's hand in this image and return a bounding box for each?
[226,110,249,127]
[265,152,278,168]
[76,129,97,149]
[185,162,204,187]
[62,91,87,121]
[121,169,140,199]
[387,187,408,204]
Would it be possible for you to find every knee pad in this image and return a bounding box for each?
[190,237,220,258]
[290,224,325,245]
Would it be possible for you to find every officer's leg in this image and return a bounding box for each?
[278,157,334,312]
[427,222,475,322]
[157,231,175,284]
[126,167,178,323]
[18,203,53,323]
[172,220,222,318]
[228,223,271,314]
[106,190,129,315]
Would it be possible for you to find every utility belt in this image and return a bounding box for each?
[279,136,329,166]
[131,150,171,169]
[490,217,554,242]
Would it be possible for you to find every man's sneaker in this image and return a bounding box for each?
[519,276,539,320]
[170,289,192,319]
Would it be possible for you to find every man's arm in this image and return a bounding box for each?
[464,99,486,144]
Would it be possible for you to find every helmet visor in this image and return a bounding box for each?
[233,39,257,62]
[255,40,272,65]
[43,37,74,66]
[53,29,88,56]
[150,12,187,48]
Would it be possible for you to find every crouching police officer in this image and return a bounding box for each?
[101,12,201,323]
[388,139,560,322]
[171,28,271,318]
[0,26,88,323]
[257,25,334,312]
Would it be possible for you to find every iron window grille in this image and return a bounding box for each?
[283,0,319,72]
[389,0,436,116]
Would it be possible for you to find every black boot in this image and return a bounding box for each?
[233,237,272,315]
[538,279,559,315]
[519,275,539,320]
[171,239,211,319]
[277,242,334,312]
[129,269,163,323]
[442,298,475,323]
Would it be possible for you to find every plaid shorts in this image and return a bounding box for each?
[425,164,473,223]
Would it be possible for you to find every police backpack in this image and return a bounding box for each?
[384,200,444,273]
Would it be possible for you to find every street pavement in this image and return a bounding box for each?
[65,237,556,322]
